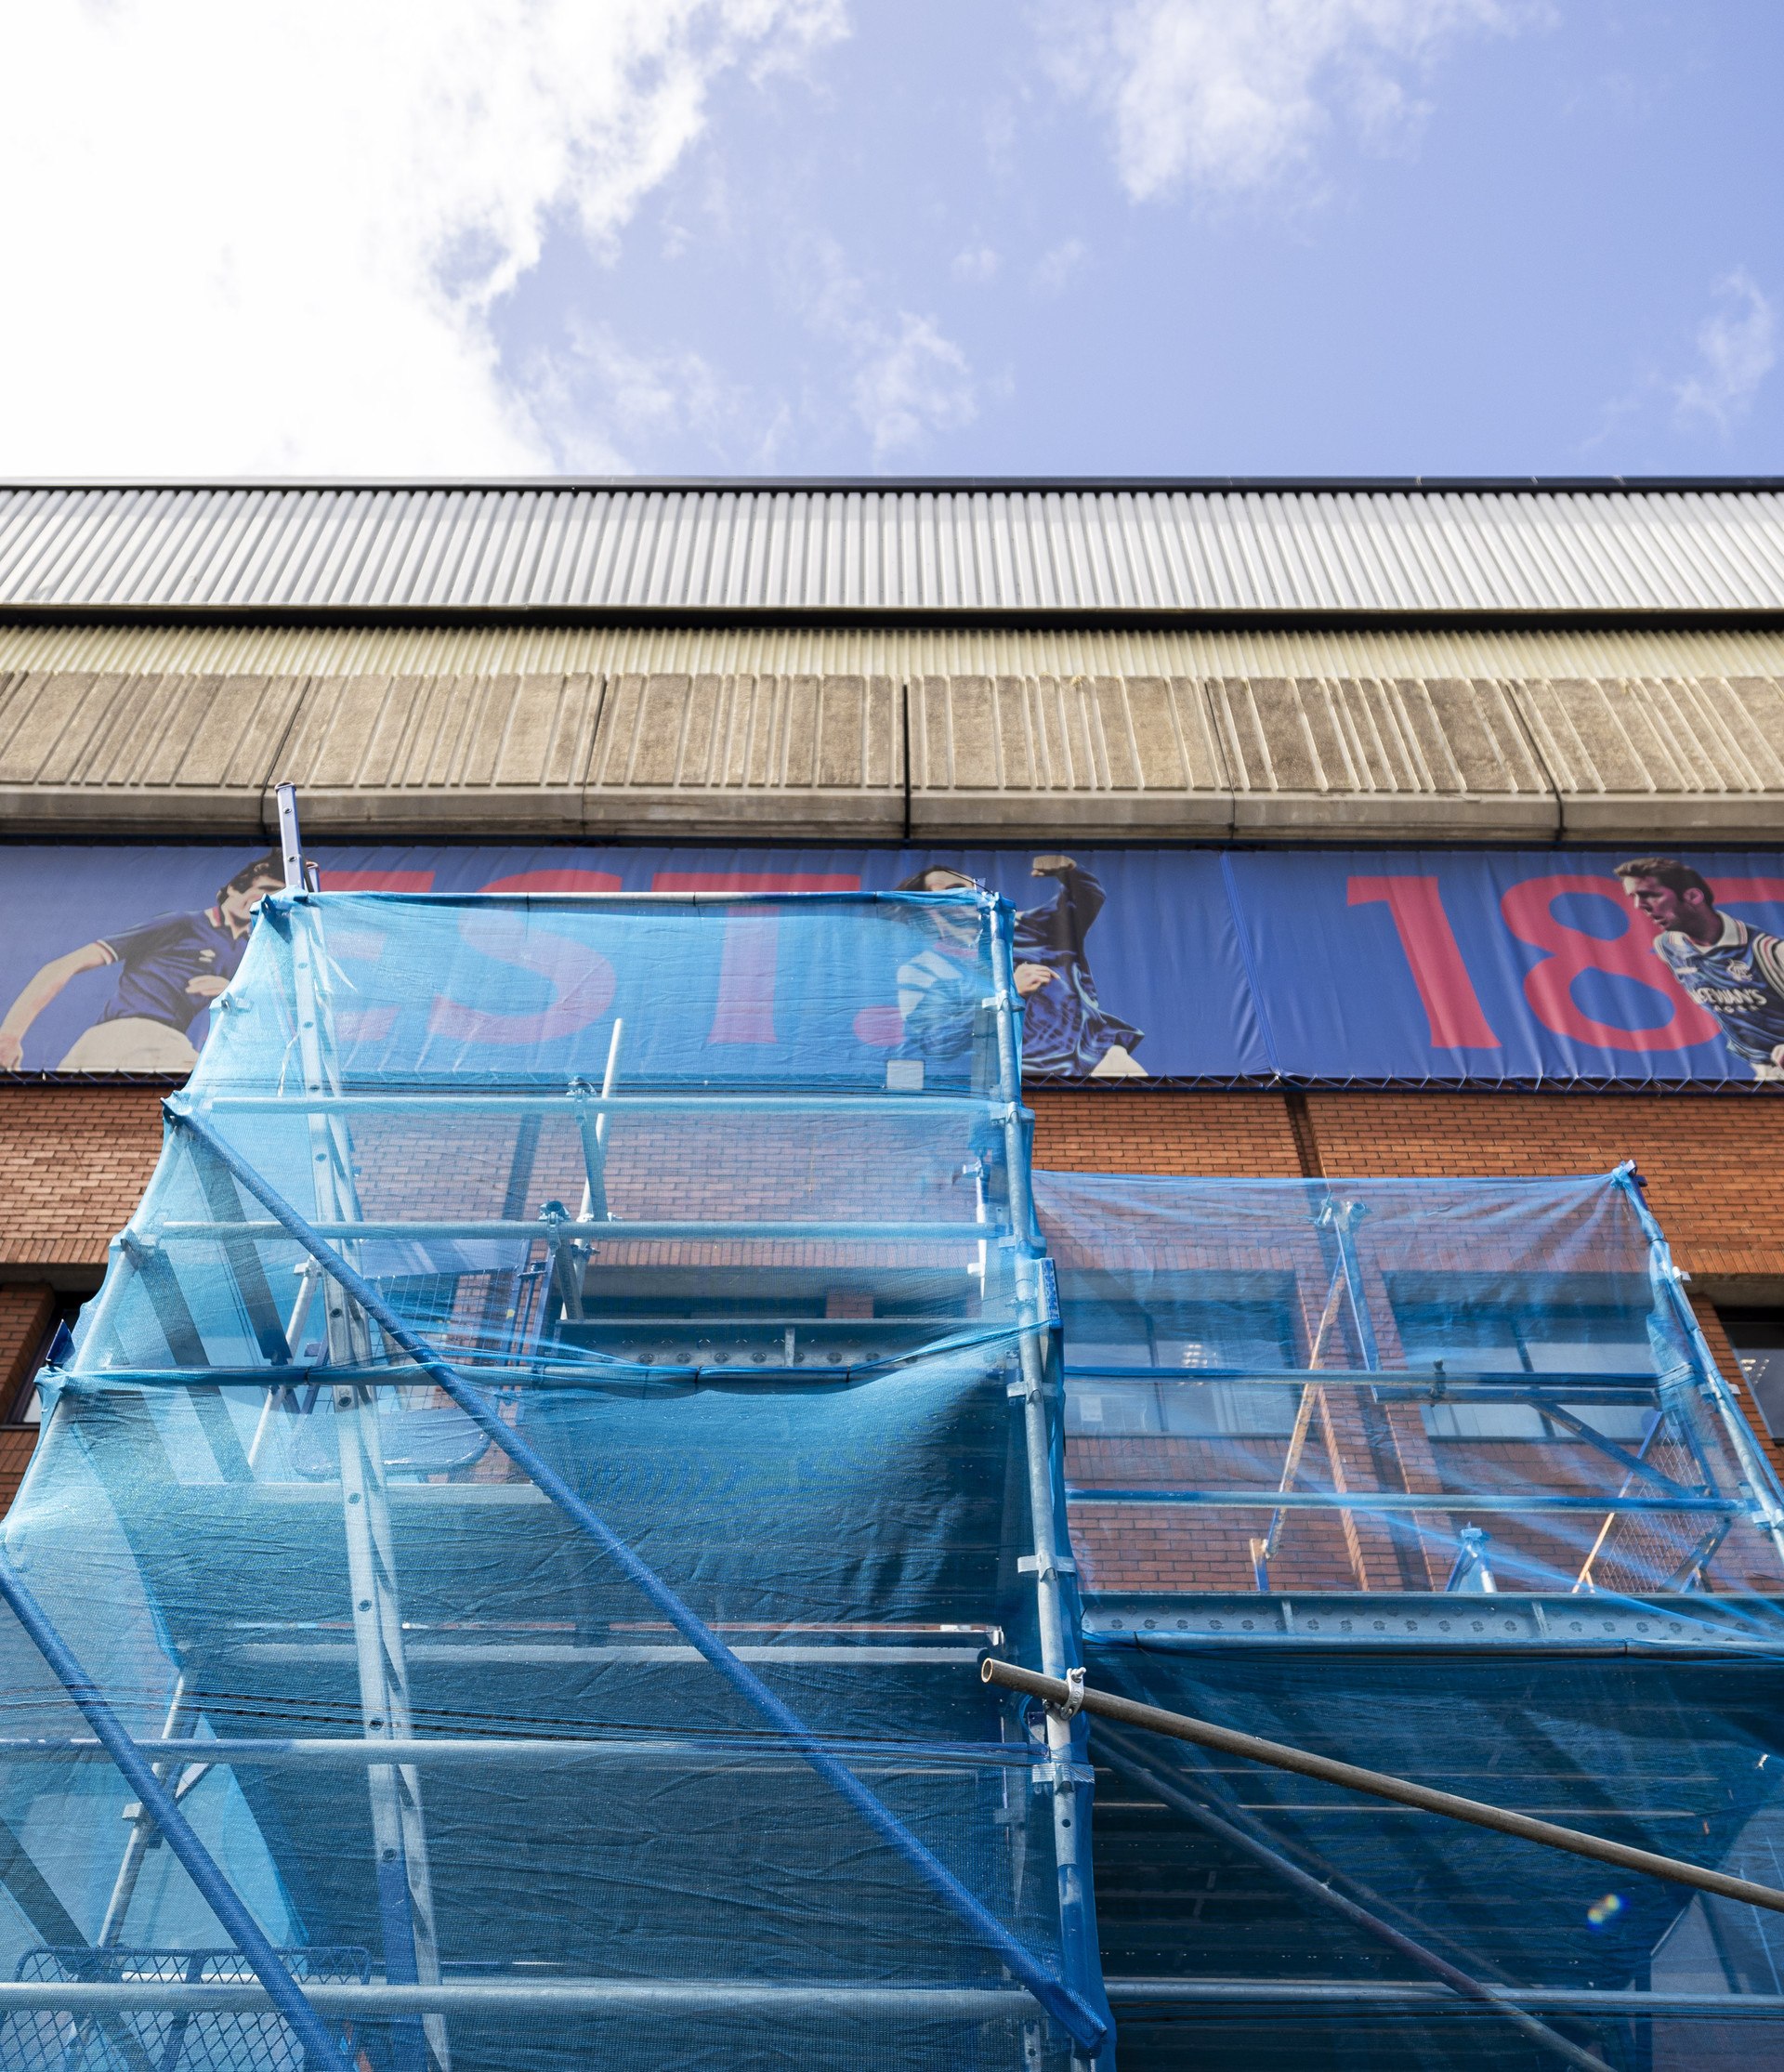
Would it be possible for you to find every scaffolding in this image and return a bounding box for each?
[0,885,1108,2072]
[6,871,1784,2071]
[1037,1170,1784,2069]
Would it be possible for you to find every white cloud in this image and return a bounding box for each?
[952,245,1002,282]
[790,237,977,460]
[0,0,844,474]
[1675,271,1777,432]
[850,314,977,459]
[1040,0,1528,202]
[536,321,787,471]
[1032,238,1088,295]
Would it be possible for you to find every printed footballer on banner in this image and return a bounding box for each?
[0,851,286,1072]
[1617,857,1784,1082]
[895,855,1147,1078]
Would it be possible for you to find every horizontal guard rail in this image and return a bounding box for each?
[204,1093,1008,1116]
[0,1981,1038,2017]
[1066,1488,1740,1515]
[168,1104,1106,2057]
[157,1217,999,1244]
[981,1659,1784,1919]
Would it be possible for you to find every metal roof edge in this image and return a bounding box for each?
[4,475,1784,495]
[5,601,1783,631]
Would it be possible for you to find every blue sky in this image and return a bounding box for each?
[4,1,1780,477]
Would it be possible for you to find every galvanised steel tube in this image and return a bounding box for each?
[1067,1488,1739,1513]
[204,1093,999,1115]
[168,1103,1107,2057]
[0,1981,1041,2016]
[158,1218,993,1243]
[0,1556,353,2071]
[983,900,1105,2041]
[983,1659,1784,1918]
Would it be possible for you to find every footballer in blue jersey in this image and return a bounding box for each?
[0,851,285,1072]
[894,856,1146,1078]
[1617,857,1784,1081]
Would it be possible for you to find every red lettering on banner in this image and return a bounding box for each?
[1346,876,1501,1048]
[650,871,860,1046]
[1499,874,1721,1052]
[427,911,616,1045]
[477,870,624,895]
[317,870,437,892]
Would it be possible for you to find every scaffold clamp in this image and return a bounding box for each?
[1049,1667,1087,1722]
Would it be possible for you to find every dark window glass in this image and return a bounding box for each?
[1718,1309,1784,1442]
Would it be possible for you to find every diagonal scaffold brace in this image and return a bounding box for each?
[0,1555,355,2072]
[166,1101,1108,2058]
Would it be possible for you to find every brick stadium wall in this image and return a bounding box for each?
[1,1079,1781,1514]
[0,1085,167,1271]
[1030,1085,1784,1500]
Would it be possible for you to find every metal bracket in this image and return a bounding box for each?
[1049,1667,1087,1720]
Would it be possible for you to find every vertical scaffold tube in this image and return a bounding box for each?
[984,898,1107,2061]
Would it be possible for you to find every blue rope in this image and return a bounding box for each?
[0,1556,353,2070]
[169,1103,1107,2055]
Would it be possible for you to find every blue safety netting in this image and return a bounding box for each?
[1034,1168,1784,2069]
[0,890,1108,2072]
[1036,1169,1784,1606]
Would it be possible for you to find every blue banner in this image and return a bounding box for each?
[0,840,1778,1085]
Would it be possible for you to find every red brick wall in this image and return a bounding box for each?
[1,1079,1781,1530]
[1032,1087,1784,1283]
[1029,1089,1304,1177]
[1033,1085,1784,1592]
[1300,1091,1784,1284]
[0,1085,165,1268]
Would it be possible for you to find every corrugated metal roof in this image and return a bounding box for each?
[3,482,1784,618]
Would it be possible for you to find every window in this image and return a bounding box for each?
[1386,1274,1654,1442]
[1717,1309,1784,1442]
[1059,1271,1299,1437]
[7,1294,85,1427]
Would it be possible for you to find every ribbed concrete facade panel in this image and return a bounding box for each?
[0,670,299,833]
[0,622,1777,841]
[273,671,600,833]
[6,483,1784,615]
[1515,674,1784,838]
[1207,675,1554,836]
[900,675,1230,834]
[583,674,904,836]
